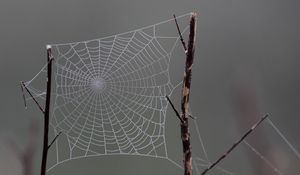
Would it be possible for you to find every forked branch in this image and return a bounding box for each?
[166,96,196,123]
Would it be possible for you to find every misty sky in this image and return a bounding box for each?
[0,0,299,175]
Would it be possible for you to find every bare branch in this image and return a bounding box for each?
[21,81,45,113]
[166,96,184,123]
[48,132,62,150]
[174,14,187,53]
[200,114,270,175]
[180,13,197,175]
[41,45,54,175]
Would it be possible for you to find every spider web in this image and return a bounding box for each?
[23,13,191,171]
[22,13,300,175]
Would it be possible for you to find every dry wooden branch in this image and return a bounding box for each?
[40,46,54,175]
[180,13,197,175]
[200,114,269,175]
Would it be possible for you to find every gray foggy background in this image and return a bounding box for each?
[0,0,299,175]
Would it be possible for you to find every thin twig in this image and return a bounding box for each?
[41,45,54,175]
[21,81,45,113]
[180,13,197,175]
[48,132,62,150]
[166,96,184,123]
[188,114,195,120]
[174,14,187,53]
[20,81,27,108]
[200,114,270,175]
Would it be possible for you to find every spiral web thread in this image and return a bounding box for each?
[23,13,300,174]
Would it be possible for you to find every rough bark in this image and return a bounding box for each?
[180,13,197,175]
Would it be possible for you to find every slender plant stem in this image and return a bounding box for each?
[180,13,197,175]
[41,46,53,175]
[200,114,269,175]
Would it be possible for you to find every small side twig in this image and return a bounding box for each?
[166,96,184,123]
[20,81,27,108]
[21,81,45,113]
[188,114,195,120]
[48,131,62,150]
[166,96,195,122]
[174,14,187,53]
[200,114,270,175]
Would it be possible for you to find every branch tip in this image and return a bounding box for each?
[46,45,52,49]
[173,14,187,53]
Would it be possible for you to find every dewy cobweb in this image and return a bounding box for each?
[24,13,191,172]
[22,13,300,174]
